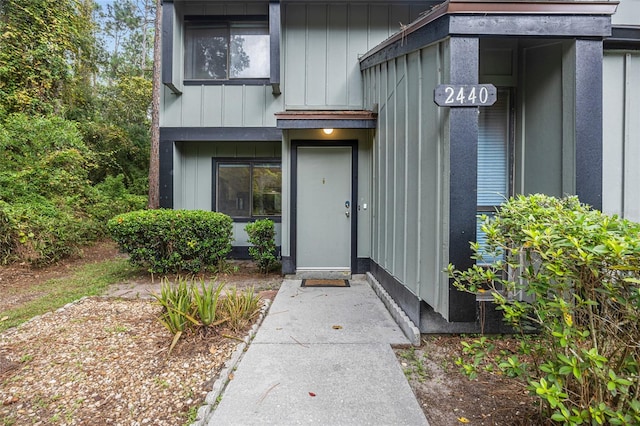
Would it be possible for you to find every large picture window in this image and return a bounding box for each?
[185,20,270,80]
[215,161,281,218]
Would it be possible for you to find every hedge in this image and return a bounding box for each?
[107,209,233,274]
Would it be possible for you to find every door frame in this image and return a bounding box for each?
[290,140,358,272]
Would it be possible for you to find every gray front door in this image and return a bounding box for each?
[296,146,352,272]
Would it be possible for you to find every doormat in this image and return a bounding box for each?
[301,279,350,288]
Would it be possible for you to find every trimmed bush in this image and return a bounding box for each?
[449,194,640,425]
[245,218,279,273]
[107,209,233,274]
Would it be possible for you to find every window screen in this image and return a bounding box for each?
[185,21,269,80]
[216,162,281,218]
[477,90,510,264]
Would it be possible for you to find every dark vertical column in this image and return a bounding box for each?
[575,39,603,211]
[162,2,174,89]
[159,131,174,209]
[448,37,479,322]
[269,1,281,95]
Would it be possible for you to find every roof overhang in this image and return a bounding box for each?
[275,110,378,129]
[360,0,619,70]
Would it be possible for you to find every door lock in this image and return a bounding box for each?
[345,210,350,218]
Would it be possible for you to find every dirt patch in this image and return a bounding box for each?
[398,335,547,425]
[1,242,547,425]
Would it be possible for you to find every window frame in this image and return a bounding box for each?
[476,88,515,266]
[183,15,270,85]
[212,158,282,222]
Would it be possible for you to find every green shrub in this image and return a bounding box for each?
[0,198,88,266]
[152,278,200,354]
[245,218,279,273]
[107,209,233,274]
[449,194,640,425]
[193,280,225,327]
[221,286,261,332]
[152,278,260,354]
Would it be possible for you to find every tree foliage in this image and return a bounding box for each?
[0,0,154,264]
[0,0,97,115]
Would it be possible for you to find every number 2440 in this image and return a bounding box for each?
[444,86,490,105]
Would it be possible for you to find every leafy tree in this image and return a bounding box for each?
[0,0,97,115]
[98,0,155,81]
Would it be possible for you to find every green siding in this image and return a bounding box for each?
[521,42,564,197]
[603,52,640,222]
[160,2,281,128]
[282,2,428,110]
[174,141,281,210]
[365,42,449,318]
[613,0,640,26]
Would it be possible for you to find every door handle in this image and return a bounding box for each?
[345,210,350,218]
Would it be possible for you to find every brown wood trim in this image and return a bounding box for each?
[275,110,377,120]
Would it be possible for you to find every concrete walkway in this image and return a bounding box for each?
[207,277,429,425]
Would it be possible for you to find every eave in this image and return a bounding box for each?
[275,110,378,129]
[359,0,619,70]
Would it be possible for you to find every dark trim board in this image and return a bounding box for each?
[230,246,282,260]
[370,261,422,327]
[161,2,181,94]
[159,138,174,208]
[160,127,282,142]
[277,119,377,129]
[355,257,371,275]
[605,26,640,50]
[281,256,294,275]
[269,1,281,94]
[290,140,359,274]
[184,15,268,22]
[370,260,515,334]
[359,15,450,70]
[361,13,613,70]
[183,79,270,86]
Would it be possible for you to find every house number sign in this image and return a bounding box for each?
[434,84,497,107]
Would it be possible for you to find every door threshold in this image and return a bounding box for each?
[293,269,352,280]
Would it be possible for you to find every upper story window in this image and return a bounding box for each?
[184,20,270,81]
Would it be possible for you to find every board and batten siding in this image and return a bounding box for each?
[603,51,640,222]
[161,85,283,128]
[282,2,432,110]
[160,1,283,128]
[363,42,450,319]
[173,141,282,246]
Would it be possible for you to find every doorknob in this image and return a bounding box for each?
[345,210,350,218]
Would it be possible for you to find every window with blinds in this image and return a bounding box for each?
[477,90,511,264]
